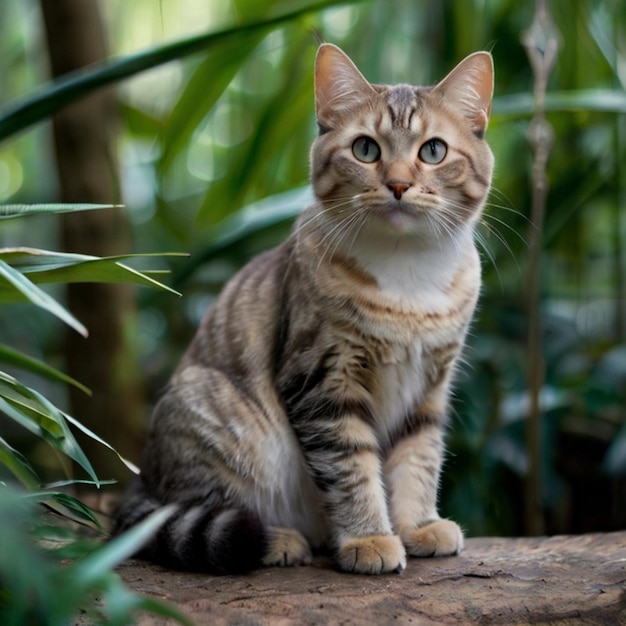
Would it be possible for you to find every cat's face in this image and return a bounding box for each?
[310,44,494,241]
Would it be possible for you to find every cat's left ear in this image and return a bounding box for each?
[315,43,376,128]
[434,52,494,138]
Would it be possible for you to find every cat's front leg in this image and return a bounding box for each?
[291,407,406,574]
[385,404,464,558]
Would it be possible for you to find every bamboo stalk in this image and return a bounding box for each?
[521,0,560,536]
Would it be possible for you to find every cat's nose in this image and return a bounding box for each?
[386,181,411,200]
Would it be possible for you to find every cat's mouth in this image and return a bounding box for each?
[374,201,429,231]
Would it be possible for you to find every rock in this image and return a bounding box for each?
[117,532,626,625]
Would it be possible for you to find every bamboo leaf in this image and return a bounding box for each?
[0,371,65,438]
[0,204,122,219]
[0,343,91,396]
[0,0,369,142]
[0,435,41,490]
[494,88,626,117]
[63,411,140,476]
[0,372,99,483]
[196,37,314,224]
[0,258,88,336]
[101,584,195,626]
[160,36,262,174]
[70,505,177,583]
[175,186,312,286]
[24,491,103,529]
[0,248,185,299]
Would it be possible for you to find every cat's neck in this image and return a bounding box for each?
[341,220,479,308]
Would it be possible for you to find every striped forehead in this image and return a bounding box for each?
[383,84,420,130]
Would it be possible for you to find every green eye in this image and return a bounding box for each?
[352,136,381,163]
[419,138,447,164]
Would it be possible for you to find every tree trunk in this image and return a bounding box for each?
[40,0,144,483]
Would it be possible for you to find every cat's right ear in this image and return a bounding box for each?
[434,51,494,138]
[315,44,375,129]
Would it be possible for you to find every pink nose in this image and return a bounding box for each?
[386,181,411,200]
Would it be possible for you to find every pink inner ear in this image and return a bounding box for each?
[435,52,494,133]
[314,44,375,122]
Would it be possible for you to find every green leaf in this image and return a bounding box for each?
[0,203,122,220]
[194,39,314,226]
[0,248,185,297]
[63,411,140,476]
[24,491,103,530]
[0,435,41,490]
[49,492,102,527]
[71,505,177,583]
[44,479,116,490]
[0,370,136,479]
[160,36,262,174]
[0,258,88,336]
[0,0,369,142]
[0,371,99,483]
[493,88,626,118]
[0,370,64,438]
[0,343,91,396]
[176,186,311,285]
[101,584,194,626]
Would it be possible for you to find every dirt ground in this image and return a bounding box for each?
[116,531,626,625]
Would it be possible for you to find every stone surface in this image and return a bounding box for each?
[117,532,626,625]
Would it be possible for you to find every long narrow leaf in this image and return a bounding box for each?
[0,343,91,396]
[205,185,311,252]
[63,411,140,476]
[0,371,65,437]
[160,36,262,174]
[176,185,311,286]
[0,369,138,477]
[494,88,626,117]
[0,258,87,335]
[102,588,194,626]
[0,0,369,142]
[70,505,177,583]
[0,435,41,490]
[23,491,103,529]
[0,248,185,297]
[0,372,99,483]
[0,204,122,219]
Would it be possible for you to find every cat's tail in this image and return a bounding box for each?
[112,480,267,574]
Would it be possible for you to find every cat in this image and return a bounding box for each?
[113,43,494,575]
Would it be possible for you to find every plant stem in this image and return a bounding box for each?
[522,0,560,536]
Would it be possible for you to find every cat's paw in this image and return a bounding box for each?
[403,519,464,557]
[336,534,406,574]
[262,527,313,567]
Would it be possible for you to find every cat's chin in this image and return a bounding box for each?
[373,203,430,235]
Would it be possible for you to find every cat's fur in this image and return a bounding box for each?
[114,43,494,575]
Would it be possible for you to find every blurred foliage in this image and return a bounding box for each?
[0,204,189,622]
[0,0,625,543]
[0,487,189,625]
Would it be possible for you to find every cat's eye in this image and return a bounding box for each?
[418,139,447,164]
[352,136,381,163]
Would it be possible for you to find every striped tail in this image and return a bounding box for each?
[112,481,267,574]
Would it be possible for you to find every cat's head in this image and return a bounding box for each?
[310,44,494,242]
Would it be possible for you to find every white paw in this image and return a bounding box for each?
[262,527,312,567]
[336,534,406,574]
[403,519,464,557]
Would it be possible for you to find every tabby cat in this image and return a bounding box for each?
[114,43,494,575]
